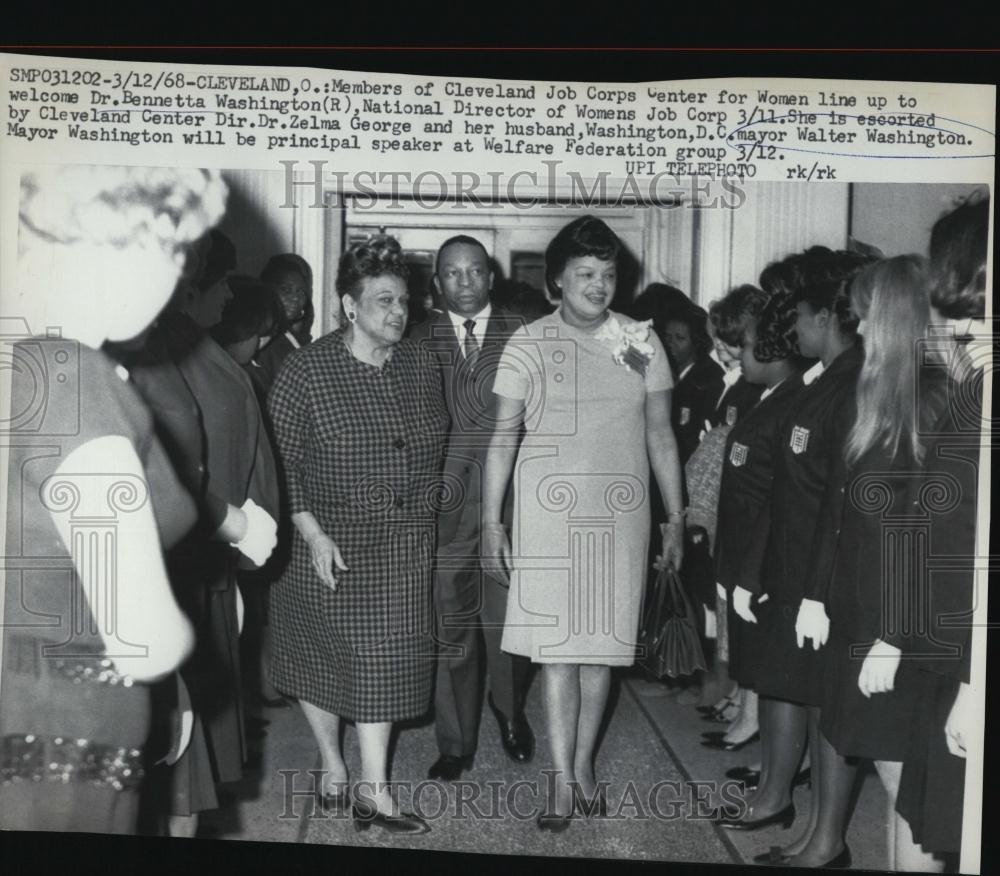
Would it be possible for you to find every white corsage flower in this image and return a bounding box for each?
[594,316,656,377]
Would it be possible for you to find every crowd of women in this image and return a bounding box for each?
[0,164,988,872]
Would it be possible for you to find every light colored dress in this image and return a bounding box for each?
[493,308,673,665]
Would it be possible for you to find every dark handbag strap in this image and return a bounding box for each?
[642,565,670,634]
[664,567,693,622]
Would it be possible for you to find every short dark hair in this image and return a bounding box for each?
[260,253,313,297]
[211,275,283,346]
[709,284,769,347]
[544,216,621,300]
[335,235,409,316]
[666,303,714,357]
[627,283,690,343]
[196,229,237,292]
[789,248,876,335]
[929,193,989,320]
[435,235,490,275]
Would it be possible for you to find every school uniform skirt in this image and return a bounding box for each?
[819,632,921,761]
[752,598,825,707]
[726,596,766,688]
[896,670,965,855]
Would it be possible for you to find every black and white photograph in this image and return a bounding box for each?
[0,51,994,875]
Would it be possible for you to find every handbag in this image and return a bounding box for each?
[638,564,707,679]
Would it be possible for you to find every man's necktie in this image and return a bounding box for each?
[463,318,480,370]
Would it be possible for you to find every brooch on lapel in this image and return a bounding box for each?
[593,316,656,378]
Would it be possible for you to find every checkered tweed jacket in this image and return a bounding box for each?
[266,331,450,721]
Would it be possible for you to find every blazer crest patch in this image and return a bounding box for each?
[790,425,810,455]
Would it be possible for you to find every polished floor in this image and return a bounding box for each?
[197,672,893,868]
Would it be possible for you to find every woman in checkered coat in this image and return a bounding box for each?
[268,236,449,833]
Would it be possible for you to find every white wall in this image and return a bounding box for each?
[218,169,296,277]
[851,183,983,258]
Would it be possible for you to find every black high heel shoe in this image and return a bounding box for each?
[701,730,760,752]
[724,766,811,791]
[351,799,430,834]
[715,802,796,831]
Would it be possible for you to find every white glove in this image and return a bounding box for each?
[231,498,277,567]
[704,607,717,639]
[857,638,901,697]
[716,582,728,602]
[732,586,758,624]
[795,598,830,650]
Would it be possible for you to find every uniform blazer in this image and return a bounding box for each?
[811,369,950,643]
[902,371,982,683]
[672,354,725,466]
[410,308,524,546]
[761,344,864,606]
[254,332,300,396]
[715,373,805,595]
[708,374,765,430]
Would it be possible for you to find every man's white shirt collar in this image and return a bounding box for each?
[448,304,492,347]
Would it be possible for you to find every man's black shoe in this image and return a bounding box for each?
[487,693,535,764]
[427,754,473,781]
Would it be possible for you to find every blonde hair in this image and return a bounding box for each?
[845,255,930,466]
[19,165,226,256]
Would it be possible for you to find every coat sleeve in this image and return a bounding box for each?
[268,350,312,516]
[803,392,855,604]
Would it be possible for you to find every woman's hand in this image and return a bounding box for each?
[231,498,278,567]
[481,522,512,587]
[945,681,973,758]
[655,521,684,572]
[857,638,902,697]
[795,598,830,650]
[306,530,349,591]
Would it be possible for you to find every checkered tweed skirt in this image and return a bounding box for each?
[269,514,437,722]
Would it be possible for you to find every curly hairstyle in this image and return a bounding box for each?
[752,290,801,363]
[759,252,813,296]
[709,284,770,346]
[929,192,989,320]
[19,165,226,257]
[544,216,621,300]
[335,234,409,319]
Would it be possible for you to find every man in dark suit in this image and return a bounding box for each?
[411,235,535,780]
